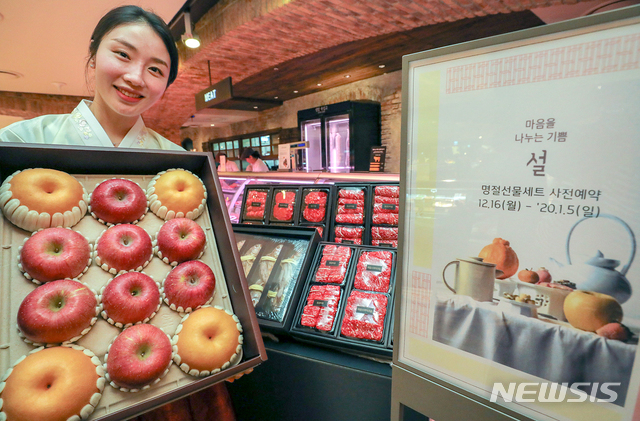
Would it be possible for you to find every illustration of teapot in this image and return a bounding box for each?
[549,214,635,303]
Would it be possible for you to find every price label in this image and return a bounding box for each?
[313,299,328,307]
[278,203,289,208]
[356,306,375,315]
[345,203,358,210]
[308,203,320,209]
[251,202,262,207]
[366,264,383,272]
[382,204,397,210]
[325,260,341,267]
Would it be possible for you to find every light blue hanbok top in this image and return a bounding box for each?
[0,100,183,150]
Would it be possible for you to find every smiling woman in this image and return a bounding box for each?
[0,5,183,149]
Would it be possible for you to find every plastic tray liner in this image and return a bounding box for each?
[340,290,388,342]
[314,245,352,284]
[300,284,342,332]
[354,250,394,293]
[301,189,328,223]
[243,189,269,220]
[255,238,308,323]
[0,173,238,420]
[334,225,363,245]
[335,187,366,225]
[270,189,296,222]
[244,237,290,307]
[236,238,264,278]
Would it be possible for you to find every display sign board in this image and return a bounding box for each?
[370,146,386,172]
[195,77,233,111]
[395,7,640,421]
[278,143,292,171]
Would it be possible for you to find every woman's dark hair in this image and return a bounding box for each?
[251,150,261,159]
[88,5,179,87]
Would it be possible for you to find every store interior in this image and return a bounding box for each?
[1,1,639,420]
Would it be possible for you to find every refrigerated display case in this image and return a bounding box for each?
[218,171,398,224]
[297,101,381,172]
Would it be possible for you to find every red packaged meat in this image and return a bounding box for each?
[244,190,268,220]
[315,245,352,284]
[374,196,400,205]
[335,213,364,224]
[271,189,296,222]
[354,250,393,293]
[371,226,398,240]
[334,225,363,239]
[300,284,341,331]
[340,290,388,342]
[372,213,399,225]
[302,190,328,223]
[311,226,324,238]
[374,185,399,198]
[372,240,398,248]
[338,188,365,200]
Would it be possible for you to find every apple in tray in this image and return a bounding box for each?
[89,178,148,225]
[94,224,154,274]
[17,279,100,345]
[100,272,162,328]
[154,218,207,266]
[18,227,92,285]
[104,323,174,392]
[162,260,216,313]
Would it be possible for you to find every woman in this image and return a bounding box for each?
[0,5,181,149]
[0,5,237,421]
[240,147,269,172]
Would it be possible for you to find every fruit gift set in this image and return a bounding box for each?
[290,243,397,358]
[0,144,265,421]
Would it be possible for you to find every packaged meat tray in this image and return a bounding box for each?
[290,243,394,358]
[269,188,298,223]
[340,290,389,342]
[371,184,399,227]
[334,186,367,225]
[0,144,265,421]
[300,284,342,332]
[233,225,320,332]
[314,244,353,285]
[242,188,270,222]
[300,188,330,224]
[353,250,394,293]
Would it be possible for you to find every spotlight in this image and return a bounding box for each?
[181,11,200,49]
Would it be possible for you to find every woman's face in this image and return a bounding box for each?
[91,22,170,122]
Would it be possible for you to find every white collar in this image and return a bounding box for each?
[76,100,146,148]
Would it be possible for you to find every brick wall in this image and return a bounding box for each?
[0,91,89,120]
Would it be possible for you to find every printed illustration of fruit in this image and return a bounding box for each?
[563,290,623,332]
[517,269,539,284]
[478,238,518,279]
[536,267,552,284]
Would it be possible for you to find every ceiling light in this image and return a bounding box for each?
[210,123,215,126]
[274,96,279,99]
[378,64,386,68]
[293,90,298,93]
[344,75,351,78]
[181,11,200,49]
[317,83,322,86]
[253,106,258,109]
[274,67,279,71]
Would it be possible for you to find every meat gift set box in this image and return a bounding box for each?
[0,144,266,421]
[290,242,396,358]
[232,224,321,332]
[238,184,334,241]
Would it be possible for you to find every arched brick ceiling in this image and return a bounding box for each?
[144,0,567,140]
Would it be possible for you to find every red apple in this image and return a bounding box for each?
[94,224,153,274]
[100,272,162,328]
[596,322,632,341]
[18,227,92,285]
[89,178,148,225]
[564,290,623,332]
[154,218,206,266]
[162,260,216,312]
[536,267,552,284]
[17,279,99,344]
[105,324,173,391]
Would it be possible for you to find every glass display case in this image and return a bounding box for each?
[218,171,399,224]
[298,101,381,173]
